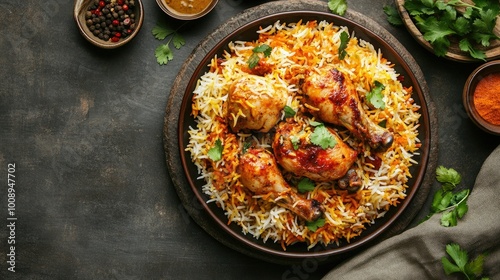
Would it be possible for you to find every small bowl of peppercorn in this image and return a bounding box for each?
[463,60,500,136]
[74,0,144,49]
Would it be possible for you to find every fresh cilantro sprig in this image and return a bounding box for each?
[298,177,315,193]
[421,166,470,227]
[328,0,348,16]
[207,139,223,161]
[442,243,490,280]
[152,21,186,65]
[309,121,337,149]
[284,105,296,118]
[306,218,325,232]
[366,81,386,109]
[338,31,350,60]
[398,0,500,60]
[248,44,272,69]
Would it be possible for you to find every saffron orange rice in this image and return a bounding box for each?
[186,20,421,249]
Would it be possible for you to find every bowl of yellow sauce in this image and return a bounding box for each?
[156,0,218,20]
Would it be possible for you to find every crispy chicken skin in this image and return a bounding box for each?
[273,121,360,184]
[302,67,393,150]
[238,148,324,222]
[226,75,287,133]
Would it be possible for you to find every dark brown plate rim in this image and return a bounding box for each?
[174,10,433,260]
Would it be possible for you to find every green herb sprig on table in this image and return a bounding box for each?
[328,0,348,16]
[397,0,500,61]
[442,243,490,280]
[152,21,186,65]
[421,166,470,227]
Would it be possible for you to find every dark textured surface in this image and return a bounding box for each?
[0,0,498,279]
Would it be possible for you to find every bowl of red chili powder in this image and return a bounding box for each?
[463,60,500,136]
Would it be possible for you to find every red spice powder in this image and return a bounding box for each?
[473,72,500,125]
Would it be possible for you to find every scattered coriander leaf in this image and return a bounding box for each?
[383,5,403,26]
[242,141,251,154]
[152,21,186,65]
[152,22,175,40]
[310,124,337,149]
[247,53,260,69]
[155,43,174,65]
[207,139,223,161]
[306,218,325,232]
[248,44,272,69]
[253,44,272,57]
[421,166,470,226]
[309,121,322,127]
[378,119,387,128]
[290,135,300,150]
[440,210,457,227]
[465,254,486,278]
[298,177,315,193]
[366,81,386,109]
[328,0,347,16]
[338,31,350,60]
[172,33,185,49]
[284,105,296,118]
[436,165,461,190]
[442,243,489,279]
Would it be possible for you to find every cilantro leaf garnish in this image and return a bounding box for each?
[284,105,296,118]
[421,166,470,226]
[248,44,272,69]
[152,21,186,65]
[442,243,489,279]
[306,218,325,232]
[309,123,337,149]
[298,178,315,193]
[242,141,251,154]
[328,0,347,16]
[207,139,223,161]
[338,31,350,60]
[290,135,300,150]
[366,81,386,109]
[155,44,173,65]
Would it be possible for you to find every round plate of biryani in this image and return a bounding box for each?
[166,1,435,263]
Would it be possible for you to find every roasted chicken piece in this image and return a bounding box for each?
[302,67,393,150]
[226,74,287,133]
[238,148,324,222]
[272,121,361,188]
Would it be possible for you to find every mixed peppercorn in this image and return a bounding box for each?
[85,0,137,42]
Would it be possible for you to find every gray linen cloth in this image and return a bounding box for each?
[323,145,500,279]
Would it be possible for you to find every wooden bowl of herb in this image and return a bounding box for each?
[395,0,500,62]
